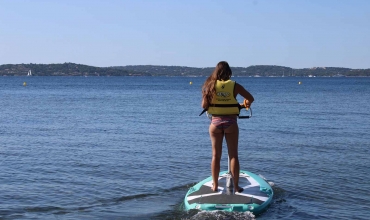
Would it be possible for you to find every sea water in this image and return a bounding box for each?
[0,76,369,220]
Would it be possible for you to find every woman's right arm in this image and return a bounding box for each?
[235,83,254,105]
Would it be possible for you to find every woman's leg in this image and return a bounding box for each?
[209,124,224,191]
[224,122,242,193]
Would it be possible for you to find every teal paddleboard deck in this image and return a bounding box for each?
[184,170,273,214]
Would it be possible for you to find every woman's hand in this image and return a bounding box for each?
[243,99,251,110]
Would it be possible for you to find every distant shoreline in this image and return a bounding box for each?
[2,75,369,78]
[1,63,369,77]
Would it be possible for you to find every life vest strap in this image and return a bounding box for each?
[199,104,242,116]
[209,104,241,108]
[199,100,251,118]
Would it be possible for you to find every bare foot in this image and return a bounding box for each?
[234,186,243,193]
[212,183,218,191]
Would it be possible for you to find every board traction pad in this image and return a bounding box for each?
[186,172,269,205]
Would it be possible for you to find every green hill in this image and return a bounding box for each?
[1,63,369,77]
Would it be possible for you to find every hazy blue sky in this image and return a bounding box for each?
[1,0,369,68]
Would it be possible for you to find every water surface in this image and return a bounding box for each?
[1,76,369,219]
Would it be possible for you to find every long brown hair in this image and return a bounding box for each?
[202,61,232,106]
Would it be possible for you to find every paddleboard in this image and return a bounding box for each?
[184,170,273,214]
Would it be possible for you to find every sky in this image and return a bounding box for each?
[1,0,369,69]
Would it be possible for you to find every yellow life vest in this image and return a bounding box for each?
[207,80,240,115]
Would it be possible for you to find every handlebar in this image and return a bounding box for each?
[238,107,252,119]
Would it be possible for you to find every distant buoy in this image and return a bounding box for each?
[298,81,302,85]
[23,82,27,86]
[189,81,193,85]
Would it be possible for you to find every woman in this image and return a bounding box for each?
[201,61,254,193]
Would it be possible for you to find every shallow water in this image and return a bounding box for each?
[1,76,369,219]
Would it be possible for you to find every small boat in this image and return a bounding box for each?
[27,70,32,76]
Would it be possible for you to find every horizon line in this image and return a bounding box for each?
[1,62,368,70]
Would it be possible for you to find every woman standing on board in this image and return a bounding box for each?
[201,61,254,193]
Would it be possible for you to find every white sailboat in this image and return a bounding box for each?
[27,70,32,76]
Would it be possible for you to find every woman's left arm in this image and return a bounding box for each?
[202,95,209,109]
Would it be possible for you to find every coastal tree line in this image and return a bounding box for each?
[0,63,369,77]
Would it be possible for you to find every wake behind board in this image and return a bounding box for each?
[184,170,273,214]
